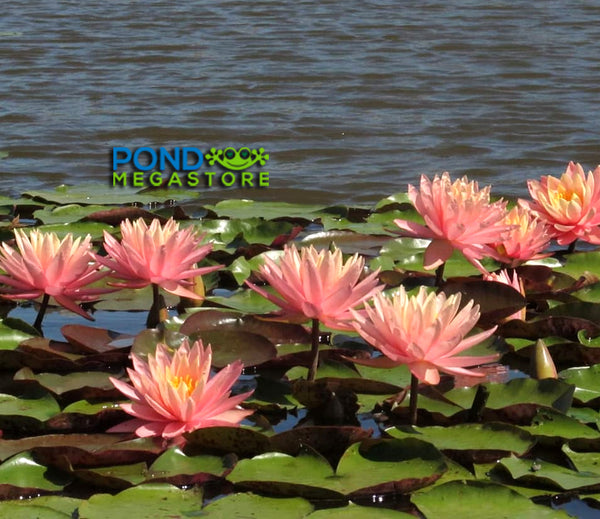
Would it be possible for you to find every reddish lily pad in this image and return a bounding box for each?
[61,325,133,354]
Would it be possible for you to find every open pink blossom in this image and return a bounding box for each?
[495,206,552,267]
[0,229,111,319]
[96,218,221,299]
[351,287,498,385]
[109,339,253,439]
[394,173,510,274]
[520,162,600,245]
[246,244,383,330]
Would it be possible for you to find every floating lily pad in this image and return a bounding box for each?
[0,451,68,495]
[412,480,570,518]
[387,423,534,463]
[77,483,202,518]
[0,496,81,518]
[202,492,314,518]
[498,455,600,491]
[228,438,447,499]
[180,309,310,345]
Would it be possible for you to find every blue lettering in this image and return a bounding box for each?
[133,147,157,171]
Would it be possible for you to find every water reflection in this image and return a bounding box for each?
[1,2,599,204]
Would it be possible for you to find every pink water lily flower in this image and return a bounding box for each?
[520,162,600,246]
[0,229,111,320]
[96,218,221,299]
[109,339,253,439]
[495,206,552,267]
[351,286,498,385]
[394,173,510,274]
[246,244,383,330]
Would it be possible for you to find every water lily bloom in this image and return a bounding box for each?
[520,162,600,246]
[0,229,111,319]
[495,205,552,266]
[351,286,498,385]
[96,218,221,299]
[109,339,253,438]
[394,173,510,274]
[246,244,383,330]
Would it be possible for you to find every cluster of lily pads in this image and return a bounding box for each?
[0,171,599,517]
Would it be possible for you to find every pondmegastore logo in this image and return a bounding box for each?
[111,146,270,188]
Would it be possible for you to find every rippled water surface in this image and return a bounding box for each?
[1,1,599,204]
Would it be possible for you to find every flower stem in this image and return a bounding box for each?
[146,283,161,328]
[434,263,445,287]
[567,240,577,254]
[409,373,419,425]
[33,293,50,335]
[307,318,320,382]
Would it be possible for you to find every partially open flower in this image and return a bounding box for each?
[0,229,111,320]
[351,286,498,385]
[109,339,253,439]
[520,162,600,246]
[394,173,510,274]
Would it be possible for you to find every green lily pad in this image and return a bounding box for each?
[76,483,202,518]
[519,408,600,441]
[0,391,60,423]
[560,365,600,405]
[13,368,117,398]
[36,222,114,241]
[209,199,324,220]
[0,318,37,351]
[444,378,574,416]
[0,451,68,492]
[498,454,600,491]
[228,438,447,498]
[308,503,413,518]
[556,250,600,280]
[0,496,81,518]
[148,447,226,480]
[23,185,178,206]
[202,492,314,518]
[563,445,600,474]
[412,480,570,518]
[206,289,280,314]
[387,423,534,460]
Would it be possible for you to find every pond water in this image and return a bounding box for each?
[2,1,600,204]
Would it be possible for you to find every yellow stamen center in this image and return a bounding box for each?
[169,374,198,397]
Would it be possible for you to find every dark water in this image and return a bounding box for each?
[1,1,599,205]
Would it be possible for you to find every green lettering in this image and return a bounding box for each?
[132,171,144,187]
[259,172,270,187]
[112,171,127,186]
[168,171,182,187]
[241,171,254,187]
[204,172,216,187]
[187,171,199,187]
[221,172,236,186]
[149,171,163,187]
